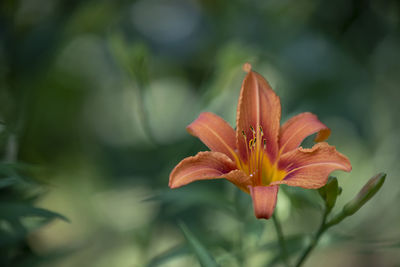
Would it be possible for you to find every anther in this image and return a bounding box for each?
[259,126,264,136]
[263,139,267,149]
[250,125,255,134]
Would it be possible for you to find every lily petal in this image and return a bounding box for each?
[236,64,281,162]
[169,151,250,190]
[274,142,352,189]
[279,112,331,154]
[224,169,253,193]
[187,112,237,161]
[249,185,279,219]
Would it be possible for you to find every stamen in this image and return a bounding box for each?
[250,125,255,134]
[248,138,254,176]
[255,136,261,184]
[251,140,257,177]
[239,126,270,184]
[250,125,256,140]
[243,131,250,167]
[259,140,266,185]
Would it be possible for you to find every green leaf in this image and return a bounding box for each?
[0,163,19,177]
[146,244,190,267]
[0,203,69,223]
[14,248,75,267]
[0,177,18,189]
[146,187,234,216]
[178,222,219,267]
[318,177,340,213]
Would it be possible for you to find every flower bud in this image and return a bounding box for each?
[343,173,386,216]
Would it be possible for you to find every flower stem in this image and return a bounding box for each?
[294,223,326,267]
[295,209,347,267]
[272,213,290,267]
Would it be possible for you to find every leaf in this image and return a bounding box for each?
[318,176,340,213]
[0,162,43,190]
[0,177,18,189]
[0,203,69,223]
[14,247,75,267]
[0,163,19,178]
[178,222,219,267]
[146,244,190,267]
[146,187,234,215]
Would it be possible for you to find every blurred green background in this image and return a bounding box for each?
[1,0,399,266]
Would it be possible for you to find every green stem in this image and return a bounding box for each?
[295,210,348,267]
[324,212,347,229]
[272,213,290,267]
[295,221,326,267]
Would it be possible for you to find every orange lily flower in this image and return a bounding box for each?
[169,63,352,219]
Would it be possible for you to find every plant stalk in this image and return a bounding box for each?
[272,212,290,267]
[295,209,347,267]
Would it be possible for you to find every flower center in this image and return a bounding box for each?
[238,125,286,186]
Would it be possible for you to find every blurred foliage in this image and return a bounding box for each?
[0,0,399,266]
[0,158,68,266]
[178,222,218,267]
